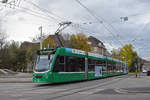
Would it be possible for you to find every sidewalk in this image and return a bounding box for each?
[0,72,32,78]
[0,78,32,83]
[0,73,32,83]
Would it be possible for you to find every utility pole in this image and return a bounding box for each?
[135,64,138,78]
[39,26,43,49]
[135,58,139,78]
[85,53,88,80]
[106,56,108,75]
[125,56,128,73]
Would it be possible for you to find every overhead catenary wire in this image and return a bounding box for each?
[2,1,61,23]
[131,22,150,45]
[18,5,60,23]
[25,0,67,22]
[73,23,117,48]
[75,22,118,46]
[129,22,150,58]
[75,0,124,47]
[2,4,57,22]
[80,27,118,48]
[18,0,21,7]
[78,27,116,50]
[71,23,117,50]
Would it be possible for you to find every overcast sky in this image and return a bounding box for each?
[0,0,150,60]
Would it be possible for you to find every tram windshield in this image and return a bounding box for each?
[35,54,54,72]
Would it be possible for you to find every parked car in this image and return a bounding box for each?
[142,69,147,73]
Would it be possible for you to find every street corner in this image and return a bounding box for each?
[116,87,150,94]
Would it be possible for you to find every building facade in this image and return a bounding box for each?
[88,36,107,55]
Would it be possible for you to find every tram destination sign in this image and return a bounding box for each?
[37,50,54,55]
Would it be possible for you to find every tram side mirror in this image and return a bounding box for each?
[48,54,50,60]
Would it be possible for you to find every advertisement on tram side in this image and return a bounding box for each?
[95,66,102,77]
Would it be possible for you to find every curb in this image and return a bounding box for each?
[0,81,32,83]
[115,88,150,94]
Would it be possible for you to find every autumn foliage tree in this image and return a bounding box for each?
[69,33,91,52]
[42,36,55,48]
[111,44,138,72]
[120,44,138,72]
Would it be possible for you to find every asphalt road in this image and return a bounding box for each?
[0,74,150,100]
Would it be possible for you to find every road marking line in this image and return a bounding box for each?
[10,94,23,97]
[114,88,128,94]
[78,89,105,94]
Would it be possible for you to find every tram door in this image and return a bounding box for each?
[85,57,88,80]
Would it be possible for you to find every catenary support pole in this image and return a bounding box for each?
[85,53,88,80]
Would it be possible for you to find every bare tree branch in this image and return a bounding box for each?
[0,32,7,49]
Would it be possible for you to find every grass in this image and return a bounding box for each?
[0,70,4,75]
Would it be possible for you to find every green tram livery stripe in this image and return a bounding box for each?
[33,47,128,83]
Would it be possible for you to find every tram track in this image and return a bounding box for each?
[0,74,132,100]
[32,74,126,91]
[33,74,132,100]
[45,77,126,100]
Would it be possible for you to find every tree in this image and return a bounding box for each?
[0,41,28,71]
[111,44,139,72]
[61,33,70,41]
[69,34,77,49]
[42,36,54,48]
[0,32,7,49]
[120,44,138,72]
[69,33,91,52]
[31,32,47,42]
[25,43,40,72]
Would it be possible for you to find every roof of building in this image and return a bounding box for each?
[47,35,65,47]
[88,36,105,48]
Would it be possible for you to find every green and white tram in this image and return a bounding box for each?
[33,47,128,83]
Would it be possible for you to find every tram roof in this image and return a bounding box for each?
[39,47,126,64]
[65,47,126,64]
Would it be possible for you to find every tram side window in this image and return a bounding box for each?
[88,59,95,72]
[118,63,121,71]
[116,63,119,72]
[112,62,116,72]
[66,56,85,72]
[107,61,112,72]
[94,60,107,71]
[53,56,65,72]
[98,60,106,71]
